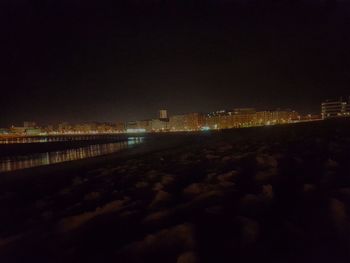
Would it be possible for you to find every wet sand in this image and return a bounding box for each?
[0,119,350,263]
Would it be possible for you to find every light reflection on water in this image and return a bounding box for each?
[0,135,127,144]
[0,137,144,173]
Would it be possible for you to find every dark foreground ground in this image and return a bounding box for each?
[1,119,350,263]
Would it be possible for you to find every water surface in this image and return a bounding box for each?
[0,137,144,173]
[0,135,126,144]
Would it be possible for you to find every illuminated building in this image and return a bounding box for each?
[73,123,97,133]
[151,119,168,131]
[10,126,27,134]
[230,109,256,127]
[321,98,349,119]
[74,124,87,133]
[204,108,298,129]
[184,113,204,130]
[299,114,321,121]
[290,111,301,121]
[127,121,138,130]
[255,111,271,125]
[136,120,152,132]
[8,106,303,136]
[127,120,151,132]
[25,128,42,135]
[254,110,298,125]
[169,113,205,131]
[205,109,256,129]
[58,122,71,133]
[270,110,298,124]
[115,122,126,132]
[0,129,10,134]
[169,114,186,131]
[0,128,11,134]
[205,110,230,129]
[159,109,168,120]
[46,125,54,132]
[96,123,114,133]
[168,113,204,131]
[127,128,146,133]
[207,110,228,117]
[205,115,220,129]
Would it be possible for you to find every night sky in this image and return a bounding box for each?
[1,0,349,126]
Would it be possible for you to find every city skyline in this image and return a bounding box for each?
[4,105,304,128]
[1,0,350,126]
[3,95,349,134]
[0,105,322,136]
[2,95,349,132]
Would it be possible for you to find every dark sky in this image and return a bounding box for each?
[1,0,349,126]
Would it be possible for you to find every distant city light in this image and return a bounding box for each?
[4,101,346,137]
[126,128,146,133]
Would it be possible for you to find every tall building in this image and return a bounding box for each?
[159,109,168,120]
[321,98,349,119]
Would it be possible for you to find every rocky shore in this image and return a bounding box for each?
[0,119,350,263]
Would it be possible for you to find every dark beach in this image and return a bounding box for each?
[1,119,350,263]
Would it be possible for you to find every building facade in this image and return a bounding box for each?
[136,120,152,132]
[184,113,204,130]
[321,99,349,119]
[115,122,126,133]
[169,114,186,131]
[159,109,168,120]
[151,119,168,131]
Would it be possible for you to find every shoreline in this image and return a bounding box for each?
[0,119,341,183]
[0,133,196,185]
